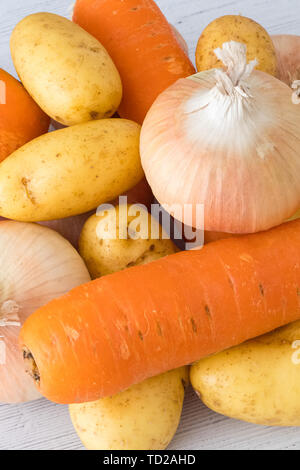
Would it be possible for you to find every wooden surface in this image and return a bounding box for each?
[0,0,300,451]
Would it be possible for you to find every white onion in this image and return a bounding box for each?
[272,35,300,87]
[141,41,300,234]
[0,221,90,403]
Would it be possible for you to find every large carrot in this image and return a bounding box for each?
[20,219,300,404]
[73,0,195,124]
[0,69,50,162]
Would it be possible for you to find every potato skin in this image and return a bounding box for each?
[10,13,122,126]
[79,204,178,278]
[196,15,277,76]
[70,367,188,451]
[191,321,300,426]
[0,120,143,221]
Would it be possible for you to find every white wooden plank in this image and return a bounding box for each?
[0,0,300,451]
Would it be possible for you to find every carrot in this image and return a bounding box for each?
[20,219,300,404]
[0,69,50,162]
[73,0,195,124]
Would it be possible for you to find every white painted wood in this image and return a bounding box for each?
[0,0,299,451]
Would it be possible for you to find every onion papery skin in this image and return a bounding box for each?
[0,221,90,403]
[141,70,300,234]
[272,35,300,86]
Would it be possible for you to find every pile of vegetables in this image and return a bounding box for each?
[0,0,300,451]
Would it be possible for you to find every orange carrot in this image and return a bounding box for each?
[0,69,50,162]
[20,219,300,404]
[73,0,195,124]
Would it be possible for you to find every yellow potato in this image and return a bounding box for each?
[190,320,300,426]
[73,206,184,450]
[11,13,122,126]
[79,204,178,278]
[196,15,277,76]
[70,367,189,450]
[0,120,143,222]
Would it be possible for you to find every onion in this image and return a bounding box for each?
[205,209,300,244]
[272,35,300,104]
[0,221,90,403]
[273,35,300,86]
[141,41,300,234]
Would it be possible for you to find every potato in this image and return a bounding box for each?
[79,204,178,278]
[0,120,143,222]
[196,15,277,76]
[10,13,122,126]
[72,205,184,450]
[70,367,188,450]
[190,320,300,426]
